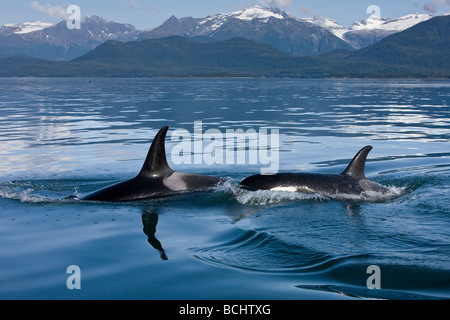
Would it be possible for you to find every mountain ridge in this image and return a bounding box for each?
[0,15,140,60]
[137,5,353,56]
[0,5,443,60]
[0,15,449,79]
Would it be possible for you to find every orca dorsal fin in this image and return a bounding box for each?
[341,146,373,179]
[138,126,172,176]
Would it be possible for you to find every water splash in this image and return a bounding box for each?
[0,180,75,203]
[216,179,328,206]
[331,186,406,203]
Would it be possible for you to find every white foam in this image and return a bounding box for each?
[328,186,406,203]
[218,180,327,206]
[270,186,298,192]
[0,181,69,203]
[0,185,51,203]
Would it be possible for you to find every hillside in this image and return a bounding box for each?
[347,15,450,71]
[0,37,314,77]
[76,36,315,77]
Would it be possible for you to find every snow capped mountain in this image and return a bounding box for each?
[139,5,352,56]
[142,5,289,37]
[349,13,432,32]
[3,21,54,34]
[195,5,289,35]
[0,16,140,60]
[220,5,286,21]
[76,15,139,42]
[142,6,436,53]
[302,16,348,40]
[345,13,433,48]
[193,5,286,32]
[0,15,138,41]
[304,13,434,49]
[0,5,444,60]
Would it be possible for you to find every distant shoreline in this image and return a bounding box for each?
[1,74,449,79]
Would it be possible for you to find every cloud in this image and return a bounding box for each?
[150,6,162,14]
[421,0,450,14]
[260,0,293,8]
[423,2,438,13]
[30,1,67,19]
[299,6,312,15]
[118,0,141,9]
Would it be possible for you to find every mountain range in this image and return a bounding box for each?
[137,6,353,56]
[0,5,440,61]
[0,15,139,60]
[1,14,448,78]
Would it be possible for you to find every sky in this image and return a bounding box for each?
[1,0,450,29]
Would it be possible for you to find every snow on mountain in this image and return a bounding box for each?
[304,13,434,49]
[0,16,140,60]
[201,5,285,23]
[139,5,352,55]
[0,5,443,60]
[3,21,54,34]
[195,5,286,33]
[272,10,433,48]
[349,13,433,32]
[230,5,285,20]
[302,16,348,40]
[78,15,139,41]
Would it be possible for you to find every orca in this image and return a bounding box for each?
[240,146,389,196]
[82,126,225,202]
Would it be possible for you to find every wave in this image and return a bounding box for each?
[192,223,450,299]
[295,284,448,300]
[0,180,78,203]
[192,227,343,274]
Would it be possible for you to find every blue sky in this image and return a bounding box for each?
[1,0,450,29]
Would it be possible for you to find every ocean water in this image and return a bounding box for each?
[0,78,449,300]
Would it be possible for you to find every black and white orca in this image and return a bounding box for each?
[240,146,389,196]
[83,126,225,202]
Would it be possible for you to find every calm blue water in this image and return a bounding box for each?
[0,78,449,300]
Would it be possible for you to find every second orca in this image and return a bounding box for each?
[240,146,389,197]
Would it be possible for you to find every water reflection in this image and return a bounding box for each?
[0,78,449,178]
[141,209,168,261]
